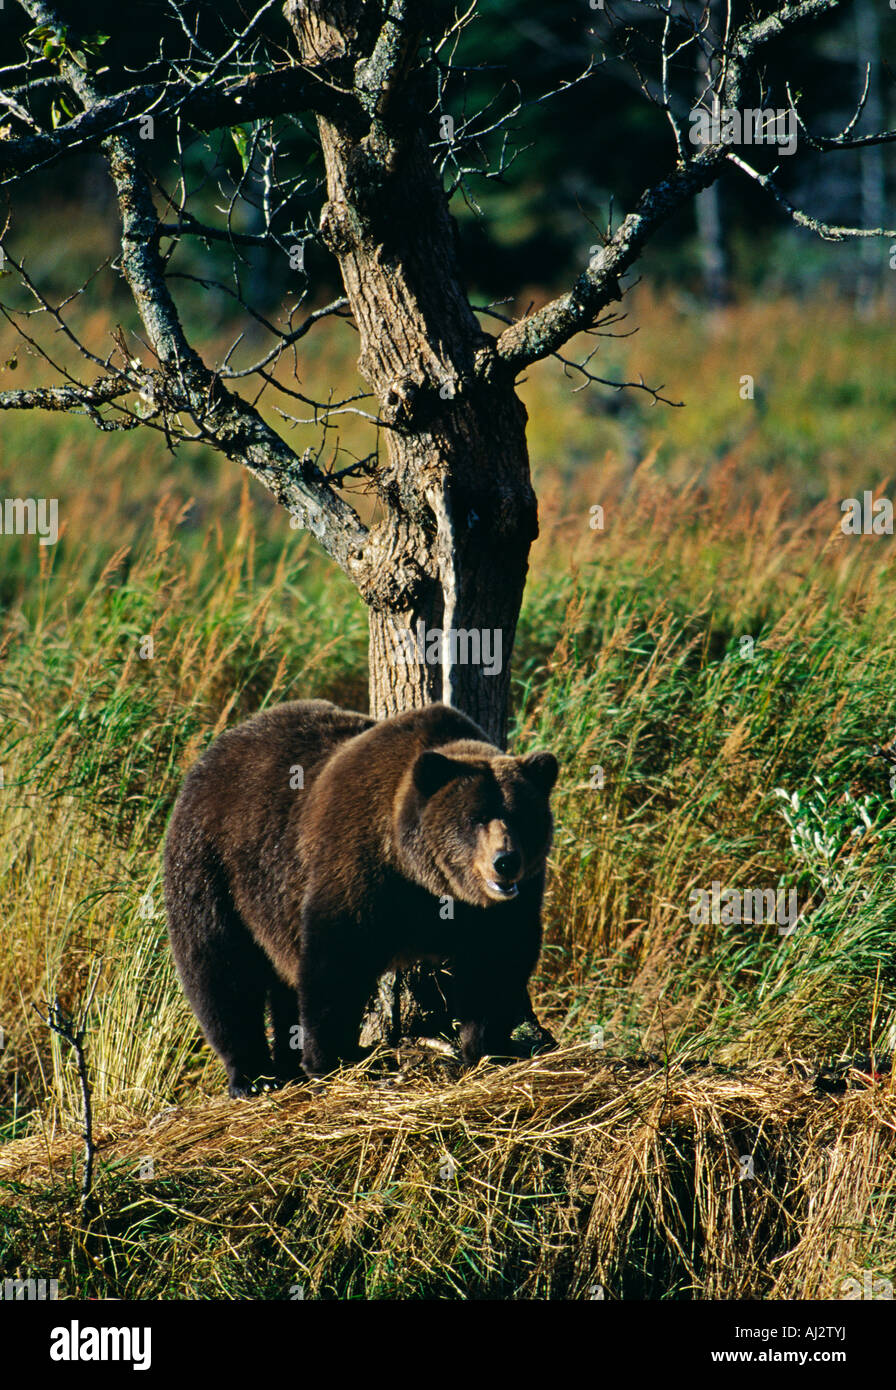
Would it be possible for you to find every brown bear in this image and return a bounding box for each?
[163,700,558,1095]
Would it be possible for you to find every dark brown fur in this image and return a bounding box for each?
[164,700,558,1094]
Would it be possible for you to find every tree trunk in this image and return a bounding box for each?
[366,532,529,746]
[695,2,729,306]
[854,0,886,315]
[287,1,539,1049]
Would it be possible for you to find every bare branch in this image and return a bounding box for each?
[660,8,686,162]
[556,349,683,408]
[157,213,279,249]
[0,376,132,412]
[0,61,359,184]
[474,300,668,402]
[492,148,723,375]
[217,298,353,379]
[786,78,896,151]
[724,0,844,109]
[726,151,896,241]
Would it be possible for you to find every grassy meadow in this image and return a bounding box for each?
[1,278,896,1299]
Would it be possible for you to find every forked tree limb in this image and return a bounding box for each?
[493,149,725,374]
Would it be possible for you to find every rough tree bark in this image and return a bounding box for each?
[290,0,536,750]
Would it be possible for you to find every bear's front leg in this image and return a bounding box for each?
[297,907,378,1078]
[451,962,554,1066]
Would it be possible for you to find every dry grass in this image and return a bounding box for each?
[2,1048,894,1300]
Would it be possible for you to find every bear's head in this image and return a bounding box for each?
[397,739,559,907]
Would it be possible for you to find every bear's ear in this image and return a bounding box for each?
[413,750,465,799]
[520,751,558,796]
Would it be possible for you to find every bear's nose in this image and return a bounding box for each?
[493,850,521,880]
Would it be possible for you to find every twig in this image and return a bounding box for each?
[33,962,102,1214]
[726,151,896,241]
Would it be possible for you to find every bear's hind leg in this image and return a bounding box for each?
[167,879,276,1096]
[193,942,275,1097]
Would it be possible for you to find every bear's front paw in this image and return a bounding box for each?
[228,1074,281,1099]
[508,1019,557,1058]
